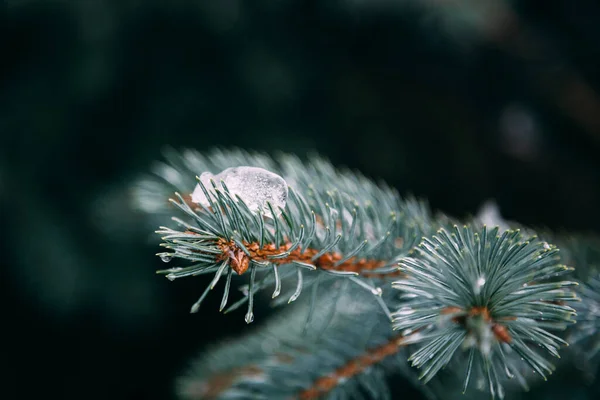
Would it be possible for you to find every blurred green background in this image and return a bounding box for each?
[2,0,600,399]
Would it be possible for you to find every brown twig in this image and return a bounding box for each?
[297,335,406,400]
[441,306,513,344]
[215,238,392,277]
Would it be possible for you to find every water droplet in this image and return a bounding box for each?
[160,254,173,263]
[245,311,254,324]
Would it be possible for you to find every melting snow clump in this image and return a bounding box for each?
[191,166,288,218]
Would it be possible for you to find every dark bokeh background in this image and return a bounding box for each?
[2,1,600,399]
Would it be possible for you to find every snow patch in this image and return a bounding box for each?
[191,166,288,218]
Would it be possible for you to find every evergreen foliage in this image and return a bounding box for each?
[141,148,432,323]
[176,288,425,400]
[135,148,600,399]
[393,225,577,398]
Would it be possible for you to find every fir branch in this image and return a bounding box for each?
[176,287,428,400]
[547,234,600,363]
[392,225,579,399]
[471,202,600,376]
[568,272,600,359]
[297,334,406,400]
[147,148,432,322]
[555,234,600,279]
[138,148,600,398]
